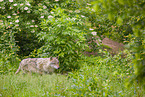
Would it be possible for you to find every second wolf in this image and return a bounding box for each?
[15,57,59,74]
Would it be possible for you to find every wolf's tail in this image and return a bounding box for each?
[15,64,21,74]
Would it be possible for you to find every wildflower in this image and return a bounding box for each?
[35,25,38,27]
[20,4,23,6]
[91,32,97,35]
[27,11,31,13]
[87,3,91,5]
[27,22,30,24]
[48,15,53,18]
[31,30,35,33]
[43,5,47,9]
[81,15,85,18]
[13,13,17,15]
[26,3,31,6]
[40,16,44,18]
[89,28,94,30]
[7,16,11,18]
[24,7,28,10]
[30,25,34,27]
[32,20,35,22]
[9,0,13,2]
[15,19,19,23]
[0,0,3,2]
[14,4,17,6]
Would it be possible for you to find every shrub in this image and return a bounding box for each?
[0,29,19,73]
[68,52,135,96]
[37,7,89,72]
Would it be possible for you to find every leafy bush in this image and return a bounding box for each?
[92,0,145,92]
[67,52,137,96]
[0,0,94,73]
[0,0,40,72]
[0,28,19,73]
[0,0,67,72]
[36,7,89,72]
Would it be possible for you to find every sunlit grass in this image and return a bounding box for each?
[0,55,145,97]
[67,56,145,97]
[0,73,71,97]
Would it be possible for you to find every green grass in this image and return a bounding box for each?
[0,73,71,97]
[68,65,136,97]
[0,55,145,97]
[67,55,145,97]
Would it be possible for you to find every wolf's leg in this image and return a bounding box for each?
[21,64,29,74]
[15,65,21,74]
[21,68,27,74]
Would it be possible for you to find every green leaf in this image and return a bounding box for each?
[108,13,114,21]
[116,17,123,25]
[58,53,64,57]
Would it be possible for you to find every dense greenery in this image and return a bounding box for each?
[93,0,145,92]
[0,0,144,96]
[1,53,144,96]
[37,7,89,72]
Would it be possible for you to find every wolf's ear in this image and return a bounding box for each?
[50,56,53,60]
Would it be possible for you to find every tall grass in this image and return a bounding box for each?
[0,54,145,97]
[0,73,71,97]
[67,54,145,97]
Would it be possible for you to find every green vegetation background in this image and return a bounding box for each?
[0,0,145,96]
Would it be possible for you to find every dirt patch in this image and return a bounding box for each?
[85,36,124,56]
[101,37,124,54]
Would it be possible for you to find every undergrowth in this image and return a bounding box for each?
[0,73,71,97]
[0,51,144,97]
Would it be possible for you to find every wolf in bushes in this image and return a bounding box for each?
[15,57,59,75]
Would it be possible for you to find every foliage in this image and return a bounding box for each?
[0,0,76,72]
[37,7,89,72]
[1,54,144,97]
[127,16,145,89]
[0,19,19,73]
[0,0,47,56]
[92,0,145,92]
[72,0,133,43]
[0,0,44,73]
[0,0,145,96]
[67,52,143,96]
[0,0,93,73]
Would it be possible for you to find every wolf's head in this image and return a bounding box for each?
[49,56,59,69]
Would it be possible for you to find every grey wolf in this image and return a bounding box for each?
[15,57,59,74]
